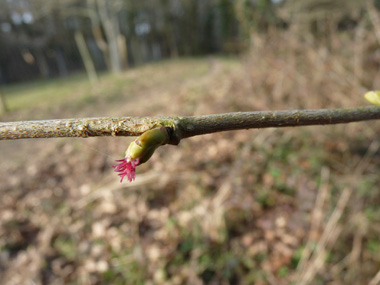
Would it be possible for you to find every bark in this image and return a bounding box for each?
[96,0,125,73]
[74,31,99,86]
[1,106,380,143]
[34,49,50,78]
[162,0,179,58]
[55,46,68,77]
[86,0,111,69]
[0,87,8,113]
[176,107,380,140]
[0,116,175,140]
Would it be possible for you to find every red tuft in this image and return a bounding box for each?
[112,157,140,182]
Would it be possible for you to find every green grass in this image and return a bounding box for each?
[54,235,77,260]
[0,58,211,114]
[2,73,94,111]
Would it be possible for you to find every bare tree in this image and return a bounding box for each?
[95,0,125,72]
[74,31,98,85]
[0,87,8,113]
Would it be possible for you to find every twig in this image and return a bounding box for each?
[367,2,380,46]
[0,116,176,141]
[369,269,380,285]
[1,106,380,142]
[297,187,351,285]
[295,167,330,280]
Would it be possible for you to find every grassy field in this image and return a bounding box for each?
[0,34,380,285]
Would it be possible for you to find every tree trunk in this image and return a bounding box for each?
[96,0,125,73]
[92,26,111,69]
[34,49,50,78]
[118,33,128,69]
[0,87,9,113]
[86,0,111,70]
[161,0,179,58]
[55,46,68,77]
[74,31,99,86]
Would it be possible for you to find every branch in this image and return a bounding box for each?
[176,106,380,139]
[1,106,380,143]
[0,116,176,141]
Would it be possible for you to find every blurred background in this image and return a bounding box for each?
[1,0,380,284]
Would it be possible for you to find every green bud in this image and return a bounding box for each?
[125,127,170,164]
[364,91,380,106]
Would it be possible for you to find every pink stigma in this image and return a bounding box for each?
[112,157,140,182]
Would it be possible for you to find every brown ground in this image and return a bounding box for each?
[1,32,380,284]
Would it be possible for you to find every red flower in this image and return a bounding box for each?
[113,157,140,182]
[113,127,170,182]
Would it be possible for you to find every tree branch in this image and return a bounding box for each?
[0,116,176,141]
[176,106,380,140]
[1,106,380,143]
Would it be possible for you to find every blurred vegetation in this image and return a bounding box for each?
[0,0,379,84]
[1,0,380,284]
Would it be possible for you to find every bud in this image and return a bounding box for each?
[125,127,170,164]
[113,127,170,182]
[364,91,380,106]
